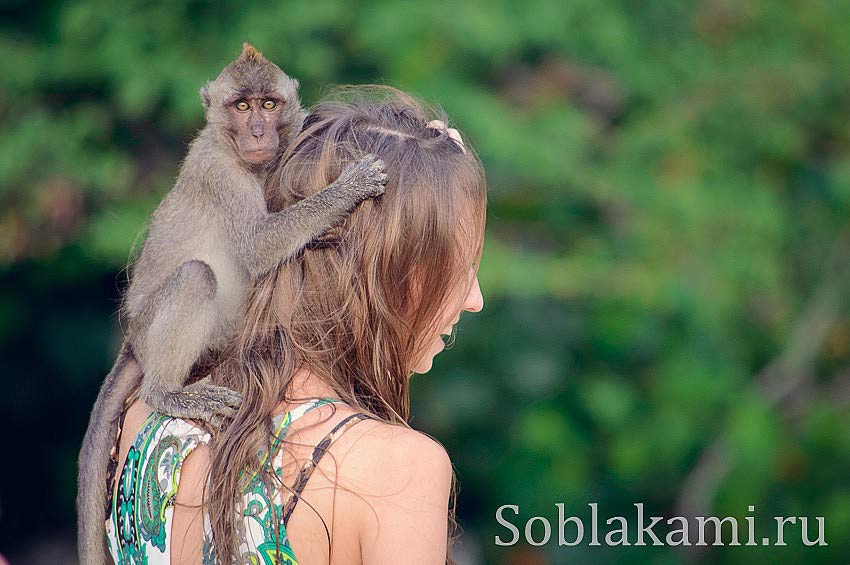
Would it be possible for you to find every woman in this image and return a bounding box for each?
[106,86,486,564]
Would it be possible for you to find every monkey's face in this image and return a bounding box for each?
[227,95,286,165]
[200,43,302,166]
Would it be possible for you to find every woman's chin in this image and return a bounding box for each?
[411,339,445,374]
[411,355,433,374]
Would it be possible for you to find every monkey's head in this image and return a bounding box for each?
[200,43,304,166]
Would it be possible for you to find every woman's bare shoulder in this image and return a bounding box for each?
[336,415,453,562]
[340,414,452,483]
[333,413,453,525]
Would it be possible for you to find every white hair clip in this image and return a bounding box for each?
[426,120,467,154]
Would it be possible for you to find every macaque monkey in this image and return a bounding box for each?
[77,43,387,564]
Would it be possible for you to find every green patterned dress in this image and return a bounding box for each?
[106,397,373,564]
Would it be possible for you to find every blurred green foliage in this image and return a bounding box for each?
[1,1,849,563]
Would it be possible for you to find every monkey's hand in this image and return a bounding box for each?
[245,153,387,275]
[337,153,388,201]
[145,376,242,430]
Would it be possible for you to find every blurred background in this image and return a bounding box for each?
[1,1,849,563]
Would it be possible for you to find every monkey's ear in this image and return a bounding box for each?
[199,85,211,110]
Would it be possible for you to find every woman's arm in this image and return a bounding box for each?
[355,426,454,564]
[170,444,211,565]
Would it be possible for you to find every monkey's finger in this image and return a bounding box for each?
[342,153,380,179]
[361,153,380,166]
[364,157,388,186]
[368,157,386,172]
[207,404,237,428]
[216,386,243,409]
[186,377,242,411]
[209,413,229,432]
[222,395,242,410]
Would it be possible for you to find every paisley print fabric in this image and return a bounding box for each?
[107,411,211,564]
[105,397,369,565]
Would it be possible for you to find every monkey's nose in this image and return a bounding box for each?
[251,124,265,140]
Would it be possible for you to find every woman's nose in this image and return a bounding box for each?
[464,276,483,313]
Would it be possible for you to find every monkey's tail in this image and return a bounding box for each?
[77,340,141,565]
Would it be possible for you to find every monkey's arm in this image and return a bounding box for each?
[242,154,386,277]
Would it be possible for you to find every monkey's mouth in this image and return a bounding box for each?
[241,148,276,163]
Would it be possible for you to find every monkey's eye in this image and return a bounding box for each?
[235,101,250,112]
[262,100,276,110]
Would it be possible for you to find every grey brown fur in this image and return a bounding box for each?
[77,44,386,564]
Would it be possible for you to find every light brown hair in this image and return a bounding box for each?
[207,85,487,563]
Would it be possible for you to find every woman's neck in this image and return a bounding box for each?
[275,366,341,412]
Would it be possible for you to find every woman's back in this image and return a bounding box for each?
[106,368,453,564]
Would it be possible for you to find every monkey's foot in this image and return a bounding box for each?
[145,376,242,430]
[338,153,388,200]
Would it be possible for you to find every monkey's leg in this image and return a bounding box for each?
[247,153,388,276]
[78,342,141,565]
[133,260,241,427]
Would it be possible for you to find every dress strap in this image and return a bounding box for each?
[238,397,344,491]
[269,397,343,452]
[281,412,375,527]
[282,397,344,424]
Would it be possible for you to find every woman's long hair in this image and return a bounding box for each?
[206,86,487,564]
